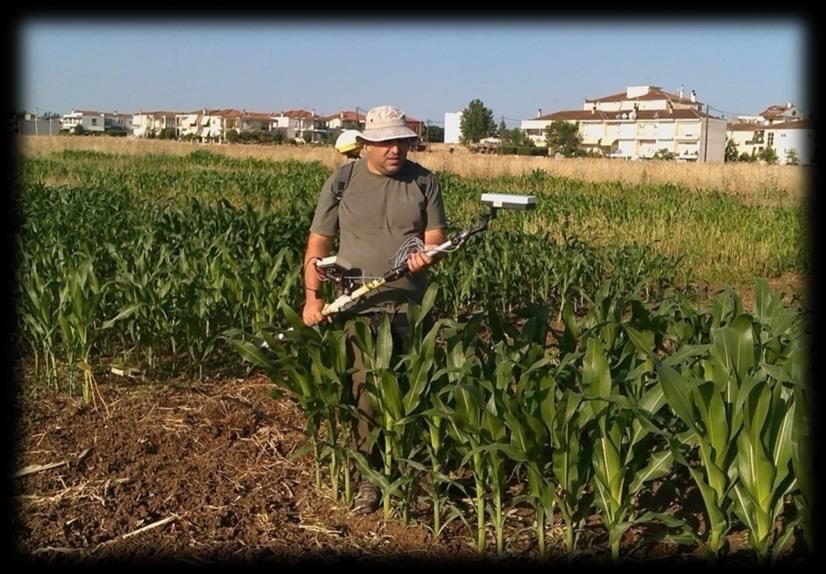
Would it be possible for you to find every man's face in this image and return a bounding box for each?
[364,138,411,176]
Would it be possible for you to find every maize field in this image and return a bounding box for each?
[13,146,811,564]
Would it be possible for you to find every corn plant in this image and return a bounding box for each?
[18,256,62,388]
[57,254,107,403]
[439,336,489,553]
[727,279,807,562]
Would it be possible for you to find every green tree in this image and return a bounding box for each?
[459,99,496,143]
[784,147,800,165]
[544,120,581,155]
[497,118,507,138]
[425,124,444,143]
[225,129,240,143]
[499,127,534,148]
[758,145,778,164]
[725,139,739,162]
[652,148,676,160]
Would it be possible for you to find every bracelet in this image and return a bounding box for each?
[305,287,321,300]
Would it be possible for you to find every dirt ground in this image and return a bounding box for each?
[9,364,810,567]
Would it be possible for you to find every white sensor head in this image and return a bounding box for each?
[480,193,536,210]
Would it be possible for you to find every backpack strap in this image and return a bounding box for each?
[333,160,357,203]
[415,171,430,196]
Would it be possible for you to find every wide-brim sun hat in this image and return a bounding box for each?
[358,105,419,142]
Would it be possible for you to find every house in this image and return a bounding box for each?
[175,108,242,142]
[767,119,814,164]
[726,102,812,163]
[132,111,177,137]
[271,109,330,143]
[758,103,803,125]
[523,85,727,161]
[61,109,106,133]
[325,110,365,131]
[105,112,133,134]
[729,118,814,164]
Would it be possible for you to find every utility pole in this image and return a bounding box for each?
[34,106,38,136]
[703,103,710,162]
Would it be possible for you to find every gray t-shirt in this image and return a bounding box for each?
[310,159,447,312]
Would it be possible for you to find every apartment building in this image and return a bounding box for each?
[522,85,727,162]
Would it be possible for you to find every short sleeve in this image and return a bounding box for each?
[309,172,340,237]
[424,173,447,231]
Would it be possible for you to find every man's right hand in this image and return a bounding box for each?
[302,298,326,326]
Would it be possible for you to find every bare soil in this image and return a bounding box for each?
[9,368,810,567]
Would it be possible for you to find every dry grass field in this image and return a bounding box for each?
[16,136,807,202]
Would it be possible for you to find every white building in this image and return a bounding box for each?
[522,85,727,162]
[444,111,462,144]
[768,120,815,164]
[726,102,813,164]
[175,108,243,142]
[132,111,177,137]
[728,119,814,164]
[271,110,328,142]
[61,110,105,133]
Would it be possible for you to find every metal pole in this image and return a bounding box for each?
[34,106,38,135]
[703,104,710,162]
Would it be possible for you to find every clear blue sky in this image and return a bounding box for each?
[19,19,808,126]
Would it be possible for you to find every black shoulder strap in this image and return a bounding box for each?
[408,161,431,197]
[416,172,430,196]
[333,160,357,203]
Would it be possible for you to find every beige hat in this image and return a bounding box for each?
[358,105,418,142]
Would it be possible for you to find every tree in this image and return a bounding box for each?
[497,118,507,138]
[652,148,676,160]
[545,120,581,155]
[499,127,534,148]
[459,99,495,143]
[225,129,240,143]
[425,124,444,143]
[785,147,800,166]
[725,139,739,162]
[758,145,778,165]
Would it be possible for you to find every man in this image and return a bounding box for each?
[302,105,447,513]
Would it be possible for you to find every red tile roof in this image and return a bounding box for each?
[759,104,793,118]
[767,119,812,130]
[278,109,315,119]
[323,110,365,122]
[727,122,763,131]
[584,86,697,105]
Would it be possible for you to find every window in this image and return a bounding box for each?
[767,132,775,146]
[91,118,97,126]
